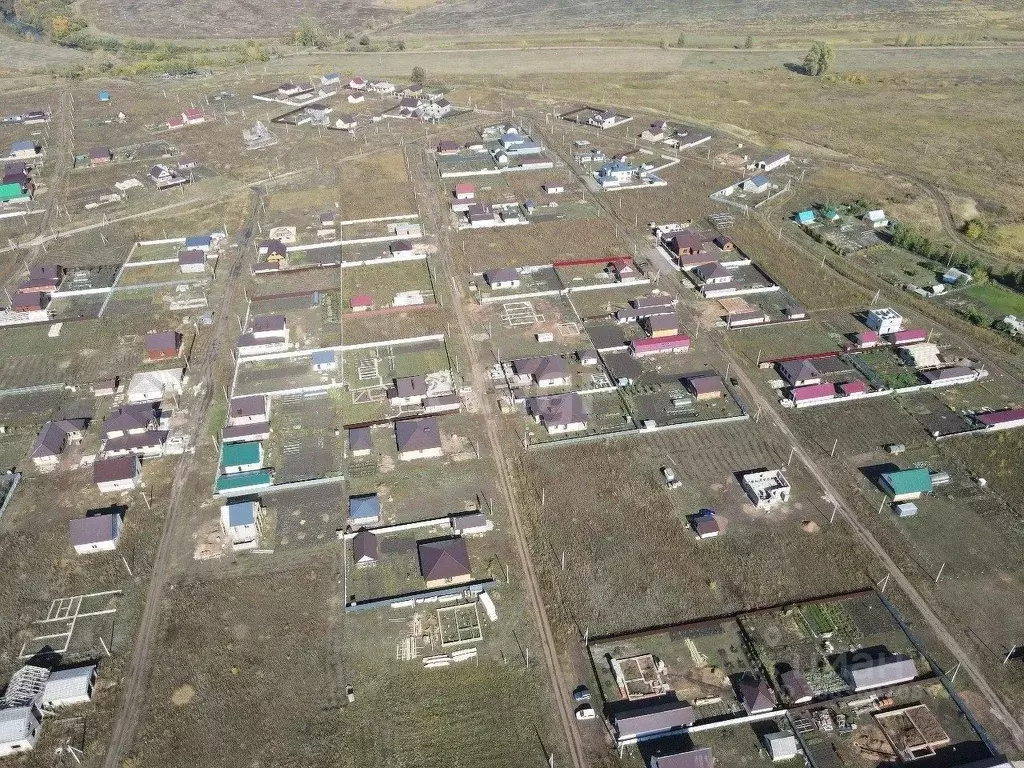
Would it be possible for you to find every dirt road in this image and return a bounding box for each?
[528,115,1024,749]
[99,190,263,768]
[405,143,588,768]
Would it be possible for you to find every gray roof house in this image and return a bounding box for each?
[778,358,821,387]
[611,699,695,741]
[653,748,714,768]
[836,649,918,692]
[511,355,569,386]
[40,666,97,708]
[348,426,372,455]
[779,668,813,703]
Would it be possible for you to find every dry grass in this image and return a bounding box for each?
[338,148,417,221]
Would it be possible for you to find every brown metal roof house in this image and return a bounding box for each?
[685,374,724,400]
[417,537,471,588]
[93,455,141,493]
[145,331,182,362]
[395,416,443,460]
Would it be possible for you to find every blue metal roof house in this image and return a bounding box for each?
[796,210,815,224]
[99,91,110,102]
[185,234,212,250]
[348,493,381,526]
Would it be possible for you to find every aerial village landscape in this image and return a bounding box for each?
[0,4,1024,767]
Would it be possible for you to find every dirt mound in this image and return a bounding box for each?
[801,520,821,534]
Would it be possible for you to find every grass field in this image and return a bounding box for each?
[338,149,417,221]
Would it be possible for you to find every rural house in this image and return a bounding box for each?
[311,349,337,372]
[352,529,378,566]
[102,403,158,439]
[511,355,571,388]
[0,702,43,757]
[779,668,813,704]
[389,375,429,407]
[644,314,679,338]
[526,392,588,434]
[879,468,933,501]
[836,648,918,692]
[684,374,723,400]
[764,732,799,762]
[30,419,87,467]
[737,678,775,714]
[483,267,521,290]
[348,426,372,457]
[220,441,263,474]
[395,417,443,460]
[69,511,123,554]
[88,146,112,167]
[611,699,695,743]
[149,164,188,189]
[348,493,381,526]
[691,511,721,539]
[866,307,903,335]
[93,455,141,493]
[418,537,472,588]
[220,500,264,550]
[145,331,182,361]
[757,151,791,172]
[177,249,207,273]
[228,395,270,426]
[778,359,821,387]
[629,334,691,358]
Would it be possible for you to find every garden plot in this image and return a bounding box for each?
[264,393,345,484]
[341,260,435,312]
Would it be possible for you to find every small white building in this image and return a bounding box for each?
[863,209,889,229]
[177,249,207,273]
[0,705,42,757]
[758,152,791,173]
[483,268,521,290]
[543,183,564,194]
[126,368,185,403]
[866,307,903,335]
[220,500,264,550]
[69,512,123,554]
[41,666,97,709]
[764,732,799,762]
[741,469,791,511]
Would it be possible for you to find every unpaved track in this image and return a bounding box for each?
[526,113,1024,751]
[405,142,588,768]
[99,190,263,768]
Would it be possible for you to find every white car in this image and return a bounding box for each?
[662,466,682,489]
[575,705,596,721]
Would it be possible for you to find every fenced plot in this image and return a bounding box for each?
[437,603,483,647]
[266,393,344,483]
[500,301,544,328]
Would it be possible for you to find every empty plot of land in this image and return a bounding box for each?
[338,149,417,221]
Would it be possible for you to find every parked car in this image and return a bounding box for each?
[572,685,591,703]
[575,705,596,721]
[662,466,682,489]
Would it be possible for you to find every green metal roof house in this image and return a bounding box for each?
[215,469,273,495]
[220,441,263,473]
[880,468,933,501]
[0,182,29,203]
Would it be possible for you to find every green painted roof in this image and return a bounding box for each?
[882,468,932,496]
[221,441,262,469]
[215,470,272,493]
[0,183,27,201]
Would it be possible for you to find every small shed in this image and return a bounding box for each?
[893,502,918,518]
[311,349,337,372]
[41,666,97,709]
[764,732,798,762]
[99,91,110,102]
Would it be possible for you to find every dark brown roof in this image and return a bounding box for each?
[102,403,157,437]
[418,537,471,581]
[352,530,378,563]
[93,456,139,484]
[527,392,588,427]
[394,375,428,398]
[88,146,111,160]
[222,423,272,441]
[511,355,567,380]
[348,426,372,452]
[102,431,166,454]
[780,669,813,702]
[251,315,286,333]
[646,314,678,332]
[229,395,268,420]
[177,249,206,265]
[145,331,180,354]
[738,679,775,713]
[395,416,442,453]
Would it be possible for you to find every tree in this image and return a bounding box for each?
[963,219,987,240]
[359,34,370,46]
[677,33,686,47]
[411,65,426,83]
[803,41,836,76]
[744,35,754,49]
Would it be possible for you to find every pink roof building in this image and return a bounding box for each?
[890,329,927,346]
[839,380,867,396]
[454,183,475,200]
[856,330,879,347]
[977,408,1024,430]
[167,116,185,129]
[183,107,205,123]
[629,334,691,358]
[350,294,374,310]
[791,382,836,403]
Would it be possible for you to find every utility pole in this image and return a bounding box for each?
[935,563,945,584]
